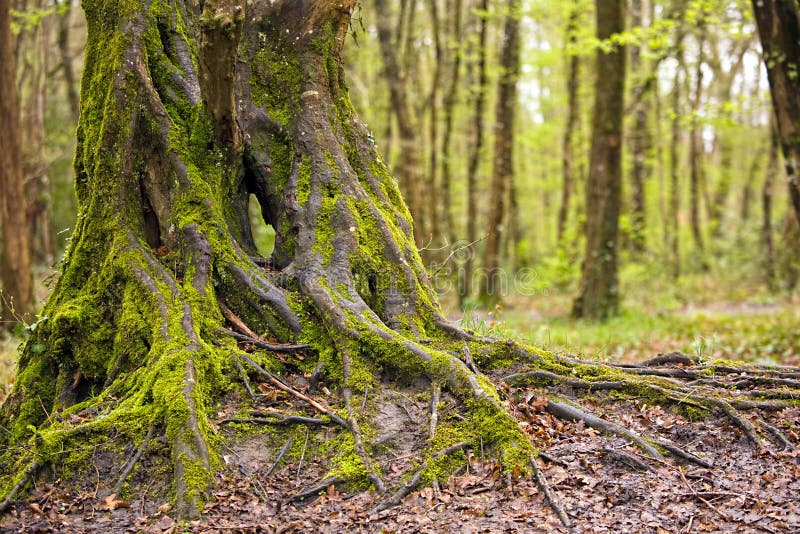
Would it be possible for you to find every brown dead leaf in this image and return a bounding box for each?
[100,493,129,511]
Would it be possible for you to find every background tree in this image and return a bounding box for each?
[482,0,521,302]
[751,0,800,226]
[0,0,34,328]
[572,0,626,319]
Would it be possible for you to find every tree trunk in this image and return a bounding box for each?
[628,0,649,254]
[751,0,800,226]
[441,0,463,248]
[57,0,81,123]
[0,0,34,328]
[15,0,55,266]
[667,23,686,279]
[557,3,581,243]
[426,0,443,256]
[763,122,779,290]
[0,0,530,518]
[375,0,424,246]
[688,28,707,262]
[481,0,520,304]
[460,0,488,305]
[572,0,626,320]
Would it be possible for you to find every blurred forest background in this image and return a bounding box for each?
[1,0,799,387]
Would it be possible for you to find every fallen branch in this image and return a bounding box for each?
[266,434,294,477]
[531,455,571,527]
[0,461,39,513]
[369,441,470,514]
[221,328,309,353]
[238,353,348,428]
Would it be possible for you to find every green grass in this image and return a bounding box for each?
[455,267,800,367]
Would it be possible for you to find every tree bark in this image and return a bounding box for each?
[572,0,626,320]
[481,0,520,303]
[688,28,707,263]
[751,0,800,226]
[426,0,443,256]
[0,0,35,328]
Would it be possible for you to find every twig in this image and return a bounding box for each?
[238,354,348,428]
[289,476,341,503]
[370,442,469,514]
[266,434,294,477]
[221,328,309,353]
[531,455,571,527]
[219,302,263,342]
[235,357,257,402]
[220,415,325,426]
[677,466,730,522]
[113,426,154,495]
[462,342,479,374]
[296,427,310,481]
[429,383,440,440]
[0,461,39,513]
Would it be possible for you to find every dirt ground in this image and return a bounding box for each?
[1,376,798,534]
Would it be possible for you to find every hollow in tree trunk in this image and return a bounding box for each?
[2,1,800,524]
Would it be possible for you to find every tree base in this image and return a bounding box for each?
[1,334,798,528]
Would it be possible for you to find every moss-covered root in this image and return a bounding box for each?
[502,349,800,458]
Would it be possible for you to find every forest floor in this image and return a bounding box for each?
[0,275,798,533]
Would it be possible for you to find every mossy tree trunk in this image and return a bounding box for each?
[0,0,521,519]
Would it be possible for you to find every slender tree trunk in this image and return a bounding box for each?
[628,0,649,254]
[482,0,520,304]
[460,0,488,304]
[557,3,581,243]
[57,0,80,123]
[0,0,34,328]
[688,28,707,261]
[375,0,424,246]
[15,0,55,265]
[572,0,626,319]
[441,0,463,248]
[763,122,779,290]
[751,0,800,226]
[667,25,686,279]
[426,0,443,256]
